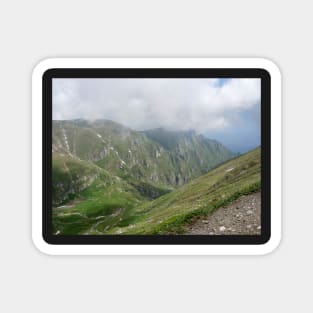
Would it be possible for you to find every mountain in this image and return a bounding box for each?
[52,147,261,235]
[52,153,144,206]
[52,119,233,205]
[52,153,148,234]
[143,128,233,181]
[120,147,261,234]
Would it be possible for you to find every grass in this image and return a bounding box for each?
[52,155,148,234]
[52,147,261,235]
[108,147,261,234]
[53,120,234,191]
[52,179,145,234]
[149,181,260,234]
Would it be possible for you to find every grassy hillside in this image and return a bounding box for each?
[52,153,103,205]
[52,155,147,234]
[52,147,261,235]
[52,119,233,189]
[106,147,261,234]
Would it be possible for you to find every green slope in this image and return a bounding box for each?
[52,147,261,235]
[52,153,104,205]
[107,147,261,234]
[52,119,233,189]
[52,153,148,234]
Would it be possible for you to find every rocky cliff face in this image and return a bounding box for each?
[52,119,233,205]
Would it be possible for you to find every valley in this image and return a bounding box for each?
[52,119,261,235]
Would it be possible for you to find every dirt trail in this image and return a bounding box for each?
[184,192,261,235]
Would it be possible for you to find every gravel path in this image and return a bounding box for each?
[184,192,261,235]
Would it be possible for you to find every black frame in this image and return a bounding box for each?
[43,68,271,245]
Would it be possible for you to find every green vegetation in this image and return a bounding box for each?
[108,147,261,234]
[53,121,261,234]
[52,119,233,192]
[52,164,146,234]
[52,154,103,205]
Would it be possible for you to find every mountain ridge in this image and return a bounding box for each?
[52,119,233,205]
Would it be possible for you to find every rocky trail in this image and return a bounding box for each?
[183,192,261,235]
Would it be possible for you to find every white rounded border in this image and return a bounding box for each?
[32,58,281,255]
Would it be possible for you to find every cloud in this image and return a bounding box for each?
[52,78,260,134]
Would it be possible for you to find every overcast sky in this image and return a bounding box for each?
[53,78,260,153]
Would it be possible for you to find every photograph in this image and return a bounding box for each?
[52,78,261,235]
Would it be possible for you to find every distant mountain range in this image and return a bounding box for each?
[52,119,233,205]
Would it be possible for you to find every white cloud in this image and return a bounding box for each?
[53,78,260,133]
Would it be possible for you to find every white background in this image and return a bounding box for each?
[0,0,311,312]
